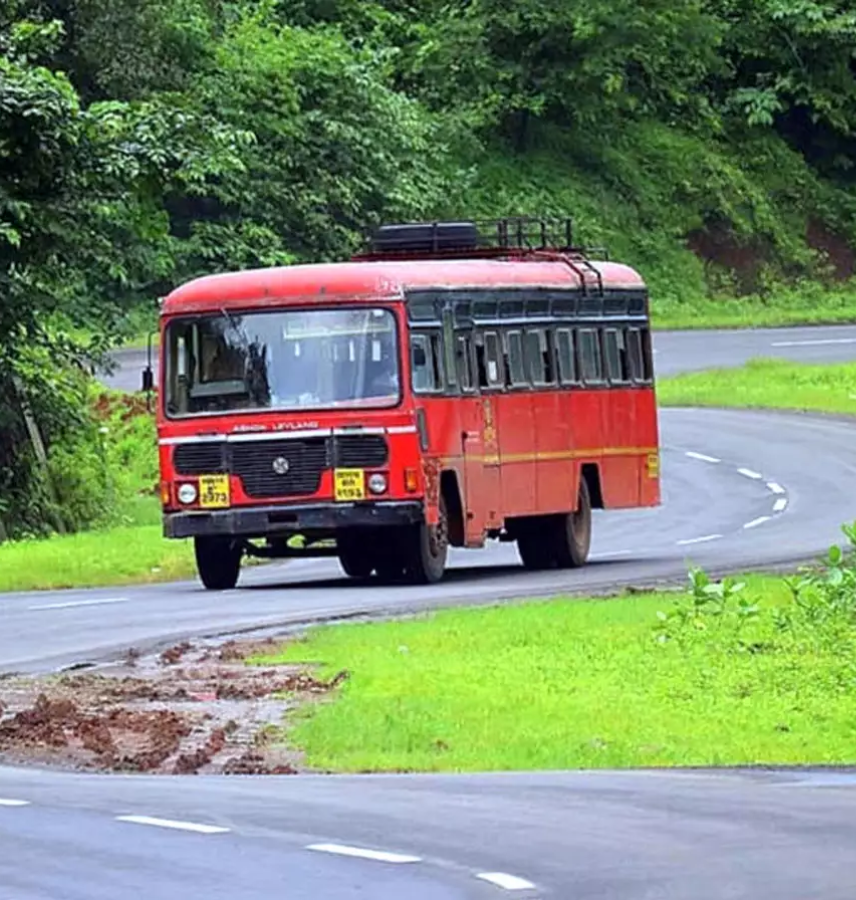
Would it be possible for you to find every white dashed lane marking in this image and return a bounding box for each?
[737,468,764,481]
[0,799,30,807]
[677,535,722,546]
[307,844,421,864]
[774,498,788,513]
[771,338,856,347]
[744,516,772,530]
[116,815,230,834]
[28,597,129,612]
[685,451,721,464]
[767,482,786,495]
[476,872,537,891]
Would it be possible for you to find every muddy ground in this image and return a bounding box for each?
[0,638,346,774]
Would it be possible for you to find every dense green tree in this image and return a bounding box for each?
[3,0,856,537]
[170,13,455,274]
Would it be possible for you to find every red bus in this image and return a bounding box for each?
[154,218,660,590]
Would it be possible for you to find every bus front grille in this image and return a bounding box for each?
[174,442,227,475]
[333,434,388,468]
[231,438,329,499]
[172,434,390,499]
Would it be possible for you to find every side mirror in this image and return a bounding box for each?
[142,367,154,392]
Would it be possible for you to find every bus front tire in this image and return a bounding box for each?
[404,500,448,584]
[337,533,374,579]
[194,536,242,590]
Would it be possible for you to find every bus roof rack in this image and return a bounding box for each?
[364,217,591,257]
[358,217,607,295]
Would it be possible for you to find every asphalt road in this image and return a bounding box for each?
[3,325,856,899]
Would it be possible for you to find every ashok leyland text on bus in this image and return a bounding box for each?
[147,217,660,589]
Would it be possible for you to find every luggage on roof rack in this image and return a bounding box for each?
[372,222,479,254]
[357,216,608,296]
[363,216,591,256]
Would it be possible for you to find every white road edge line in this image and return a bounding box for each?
[774,498,788,513]
[0,799,31,807]
[596,550,633,559]
[677,535,723,546]
[744,516,772,530]
[685,451,721,464]
[29,597,129,612]
[307,843,421,864]
[476,872,537,891]
[771,338,856,347]
[116,815,230,834]
[737,468,764,480]
[766,482,786,495]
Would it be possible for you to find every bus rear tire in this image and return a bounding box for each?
[549,479,592,568]
[404,500,448,584]
[194,537,242,590]
[518,479,592,570]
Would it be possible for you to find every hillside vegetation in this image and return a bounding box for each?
[3,0,856,537]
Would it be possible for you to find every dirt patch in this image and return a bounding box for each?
[0,639,345,775]
[806,218,855,280]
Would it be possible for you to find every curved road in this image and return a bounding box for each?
[3,326,856,899]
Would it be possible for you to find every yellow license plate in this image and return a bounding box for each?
[646,452,660,479]
[199,474,231,509]
[335,468,365,502]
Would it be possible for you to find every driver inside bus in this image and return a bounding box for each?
[366,333,399,399]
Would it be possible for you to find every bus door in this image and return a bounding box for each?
[456,330,501,542]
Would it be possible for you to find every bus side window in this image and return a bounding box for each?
[430,332,445,385]
[456,334,474,392]
[525,329,555,386]
[484,331,503,388]
[474,332,488,388]
[411,333,440,393]
[627,328,647,384]
[578,328,604,384]
[504,330,527,387]
[641,328,654,382]
[603,328,630,384]
[555,328,578,385]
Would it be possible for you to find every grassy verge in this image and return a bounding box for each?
[652,294,856,330]
[254,561,856,772]
[658,358,856,415]
[0,525,195,592]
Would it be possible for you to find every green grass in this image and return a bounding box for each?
[254,575,856,771]
[0,524,195,592]
[651,290,856,330]
[658,358,856,415]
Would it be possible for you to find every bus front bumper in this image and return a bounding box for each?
[164,501,424,539]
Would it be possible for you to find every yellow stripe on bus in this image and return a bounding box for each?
[437,446,659,466]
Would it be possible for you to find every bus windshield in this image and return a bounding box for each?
[163,307,399,417]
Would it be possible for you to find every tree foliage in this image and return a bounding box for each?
[2,0,856,534]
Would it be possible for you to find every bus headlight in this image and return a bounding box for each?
[177,482,198,505]
[368,473,388,495]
